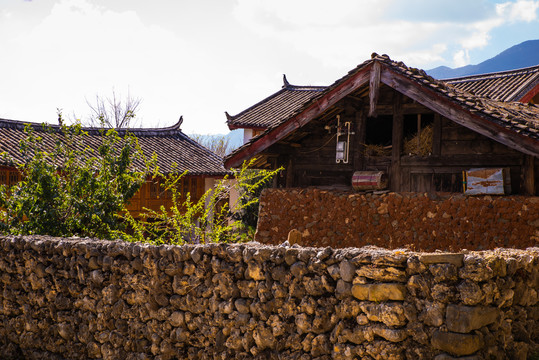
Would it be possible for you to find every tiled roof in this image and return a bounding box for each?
[444,65,539,101]
[225,54,539,166]
[0,118,228,176]
[226,75,326,130]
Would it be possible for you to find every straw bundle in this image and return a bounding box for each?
[404,124,433,156]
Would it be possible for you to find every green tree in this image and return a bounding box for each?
[0,121,149,239]
[117,159,281,245]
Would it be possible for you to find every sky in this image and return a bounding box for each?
[1,0,539,135]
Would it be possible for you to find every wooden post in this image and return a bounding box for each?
[368,62,381,117]
[354,109,367,171]
[286,156,295,188]
[391,92,403,191]
[416,114,421,153]
[523,155,536,195]
[432,113,442,156]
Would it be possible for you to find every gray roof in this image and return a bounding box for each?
[226,75,326,130]
[0,117,228,176]
[444,65,539,101]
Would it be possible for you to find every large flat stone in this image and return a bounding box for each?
[431,330,483,356]
[352,283,407,302]
[419,253,464,267]
[356,265,407,282]
[446,305,499,333]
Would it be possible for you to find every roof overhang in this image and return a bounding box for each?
[225,58,539,169]
[225,64,372,168]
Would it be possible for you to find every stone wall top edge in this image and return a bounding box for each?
[262,187,539,200]
[1,235,537,258]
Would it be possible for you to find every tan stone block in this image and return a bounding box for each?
[431,330,483,356]
[356,265,407,282]
[369,283,407,301]
[372,325,408,342]
[351,283,406,302]
[419,253,464,267]
[360,303,407,327]
[351,284,370,300]
[445,305,499,333]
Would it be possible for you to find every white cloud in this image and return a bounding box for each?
[0,0,209,129]
[453,49,470,67]
[496,0,539,22]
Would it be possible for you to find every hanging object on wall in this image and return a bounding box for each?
[463,168,511,195]
[335,115,353,163]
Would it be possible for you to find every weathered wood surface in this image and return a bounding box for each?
[380,66,539,157]
[368,62,381,117]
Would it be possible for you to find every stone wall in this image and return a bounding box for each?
[0,236,538,359]
[255,189,539,251]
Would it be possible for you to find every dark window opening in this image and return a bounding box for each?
[365,115,393,156]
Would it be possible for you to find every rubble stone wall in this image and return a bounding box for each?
[255,189,539,251]
[0,235,538,360]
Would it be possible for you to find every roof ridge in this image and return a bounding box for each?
[443,64,539,82]
[0,117,185,136]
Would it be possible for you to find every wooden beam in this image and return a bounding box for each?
[432,113,442,156]
[380,67,539,158]
[286,156,295,188]
[401,154,523,167]
[374,103,435,115]
[225,65,372,168]
[522,155,536,195]
[391,92,403,191]
[368,61,381,117]
[354,109,367,171]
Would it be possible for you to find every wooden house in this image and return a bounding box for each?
[226,65,539,146]
[0,117,229,215]
[224,54,539,195]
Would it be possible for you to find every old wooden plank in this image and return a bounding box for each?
[391,92,403,191]
[432,114,442,156]
[354,109,367,171]
[401,154,523,167]
[369,62,381,117]
[380,67,539,157]
[225,66,371,168]
[286,156,295,188]
[522,155,536,195]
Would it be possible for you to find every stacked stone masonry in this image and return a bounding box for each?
[255,189,539,251]
[0,236,537,359]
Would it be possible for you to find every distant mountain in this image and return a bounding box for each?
[427,40,539,79]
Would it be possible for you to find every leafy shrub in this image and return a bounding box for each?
[0,122,148,239]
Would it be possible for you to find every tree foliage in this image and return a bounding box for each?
[0,120,280,243]
[0,122,148,238]
[116,159,281,245]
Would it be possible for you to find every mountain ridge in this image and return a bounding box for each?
[427,40,539,79]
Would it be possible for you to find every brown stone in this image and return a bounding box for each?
[359,303,407,327]
[419,253,464,267]
[431,330,483,356]
[372,325,408,342]
[351,283,406,302]
[356,265,407,282]
[445,305,499,333]
[287,229,302,245]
